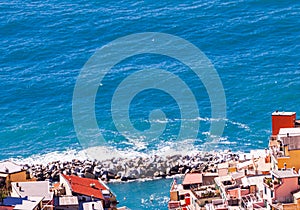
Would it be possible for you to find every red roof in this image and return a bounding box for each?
[182,173,203,185]
[62,174,108,200]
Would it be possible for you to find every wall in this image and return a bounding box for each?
[272,114,296,135]
[218,168,228,177]
[59,174,73,196]
[275,177,300,203]
[4,171,27,188]
[282,203,298,210]
[277,150,300,171]
[203,175,218,185]
[227,188,239,199]
[170,191,178,201]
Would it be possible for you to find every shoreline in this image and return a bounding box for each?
[19,149,244,183]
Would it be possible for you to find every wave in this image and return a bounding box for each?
[8,142,209,165]
[146,117,250,130]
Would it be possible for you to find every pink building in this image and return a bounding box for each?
[263,169,300,209]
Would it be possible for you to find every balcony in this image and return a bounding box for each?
[263,177,281,188]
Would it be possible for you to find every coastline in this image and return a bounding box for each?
[17,149,261,184]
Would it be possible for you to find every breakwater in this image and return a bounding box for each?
[22,151,239,182]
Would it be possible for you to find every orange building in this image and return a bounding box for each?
[269,111,300,172]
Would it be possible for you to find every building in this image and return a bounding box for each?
[2,196,44,210]
[263,169,300,210]
[271,111,296,136]
[270,128,300,171]
[0,161,26,190]
[169,173,222,210]
[11,181,54,208]
[269,111,300,172]
[58,174,118,210]
[182,173,203,189]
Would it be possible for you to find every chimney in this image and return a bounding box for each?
[283,163,287,171]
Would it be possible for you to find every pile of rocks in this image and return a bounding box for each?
[23,151,239,182]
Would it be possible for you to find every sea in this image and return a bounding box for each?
[1,0,300,209]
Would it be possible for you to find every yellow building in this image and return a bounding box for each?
[270,128,300,172]
[0,161,27,189]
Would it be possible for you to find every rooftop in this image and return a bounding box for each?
[241,175,267,192]
[231,171,245,180]
[0,161,23,174]
[11,181,53,201]
[237,160,253,170]
[218,162,229,169]
[293,191,300,200]
[279,128,300,136]
[13,197,43,210]
[272,169,299,178]
[3,197,27,206]
[272,111,296,116]
[62,174,107,200]
[182,173,202,185]
[256,157,271,172]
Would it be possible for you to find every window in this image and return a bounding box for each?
[271,190,274,198]
[264,186,266,194]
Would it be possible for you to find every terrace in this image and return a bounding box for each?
[190,185,222,207]
[263,177,281,188]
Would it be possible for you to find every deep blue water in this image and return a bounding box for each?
[1,0,300,209]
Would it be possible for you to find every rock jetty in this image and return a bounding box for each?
[22,151,239,182]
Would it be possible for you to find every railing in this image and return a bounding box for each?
[263,177,281,188]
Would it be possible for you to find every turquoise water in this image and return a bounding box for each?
[108,178,174,210]
[1,0,300,209]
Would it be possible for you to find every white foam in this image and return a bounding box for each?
[7,127,242,165]
[10,149,89,165]
[8,143,204,166]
